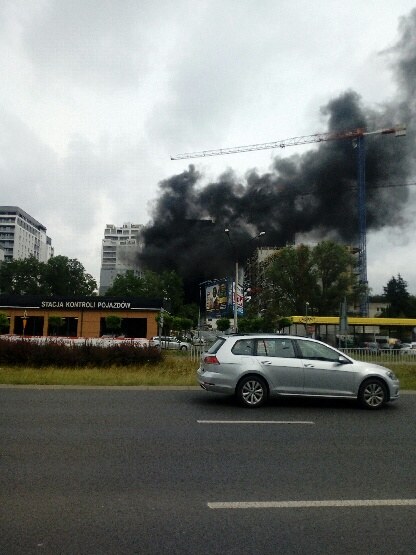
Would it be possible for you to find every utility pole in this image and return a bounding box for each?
[225,229,265,332]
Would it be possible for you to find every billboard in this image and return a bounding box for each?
[205,280,229,317]
[229,279,244,316]
[205,278,243,317]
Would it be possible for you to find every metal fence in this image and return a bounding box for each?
[187,344,416,364]
[339,348,416,363]
[189,344,207,363]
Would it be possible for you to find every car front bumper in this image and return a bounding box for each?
[388,380,400,402]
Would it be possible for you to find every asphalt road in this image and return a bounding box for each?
[1,387,415,554]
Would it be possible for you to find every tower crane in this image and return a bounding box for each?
[171,125,406,316]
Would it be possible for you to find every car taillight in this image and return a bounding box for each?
[204,355,219,364]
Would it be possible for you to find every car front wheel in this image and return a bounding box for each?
[358,379,388,409]
[237,376,268,408]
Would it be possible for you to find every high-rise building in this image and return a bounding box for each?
[0,206,53,263]
[99,223,144,295]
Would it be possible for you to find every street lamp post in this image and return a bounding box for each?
[22,310,28,337]
[198,279,215,333]
[225,229,265,333]
[233,258,239,333]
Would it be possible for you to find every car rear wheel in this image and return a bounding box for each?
[358,379,388,409]
[180,345,188,351]
[237,376,268,408]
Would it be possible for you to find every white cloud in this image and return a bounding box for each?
[1,0,416,292]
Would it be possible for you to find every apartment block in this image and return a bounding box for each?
[99,223,144,295]
[0,206,53,263]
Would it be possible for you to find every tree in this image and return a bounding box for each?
[48,316,65,336]
[381,275,415,317]
[155,311,173,335]
[105,271,143,296]
[277,316,293,331]
[237,317,269,333]
[154,314,194,337]
[44,256,97,296]
[312,241,362,314]
[0,312,10,333]
[104,315,122,336]
[159,271,184,314]
[0,255,97,296]
[177,303,199,328]
[0,256,48,295]
[258,241,363,317]
[106,270,184,313]
[216,318,231,332]
[171,316,193,336]
[263,244,319,316]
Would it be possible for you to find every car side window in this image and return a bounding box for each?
[296,340,340,361]
[232,339,255,355]
[256,339,295,358]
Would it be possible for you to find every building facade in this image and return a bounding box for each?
[99,223,144,295]
[0,206,53,263]
[0,295,161,339]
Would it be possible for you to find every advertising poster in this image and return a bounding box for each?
[205,278,244,317]
[230,280,244,316]
[205,280,229,317]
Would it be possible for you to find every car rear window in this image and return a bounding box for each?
[207,338,226,354]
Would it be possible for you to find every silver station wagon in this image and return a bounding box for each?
[197,334,400,409]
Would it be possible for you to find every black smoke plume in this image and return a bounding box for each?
[140,9,416,303]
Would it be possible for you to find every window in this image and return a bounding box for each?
[232,339,255,355]
[256,338,295,358]
[208,338,226,354]
[296,340,340,362]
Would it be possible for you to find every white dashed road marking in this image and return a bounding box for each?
[197,420,315,425]
[208,499,416,509]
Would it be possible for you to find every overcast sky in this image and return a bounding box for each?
[2,0,416,294]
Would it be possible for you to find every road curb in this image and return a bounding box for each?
[0,384,415,393]
[0,384,201,390]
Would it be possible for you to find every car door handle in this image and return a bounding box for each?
[304,363,315,367]
[261,360,272,365]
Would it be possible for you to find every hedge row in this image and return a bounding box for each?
[0,338,163,368]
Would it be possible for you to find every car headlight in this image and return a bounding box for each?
[386,370,397,380]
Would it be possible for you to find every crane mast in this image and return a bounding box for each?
[171,125,406,316]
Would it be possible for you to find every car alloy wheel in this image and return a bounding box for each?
[237,376,267,408]
[359,379,387,409]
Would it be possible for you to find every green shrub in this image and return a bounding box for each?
[0,338,162,368]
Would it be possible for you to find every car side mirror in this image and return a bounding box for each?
[338,356,350,364]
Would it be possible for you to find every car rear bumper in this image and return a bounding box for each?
[197,367,235,394]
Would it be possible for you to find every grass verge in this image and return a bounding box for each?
[0,355,415,390]
[388,362,416,390]
[0,353,198,387]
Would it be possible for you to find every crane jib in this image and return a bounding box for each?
[171,125,406,160]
